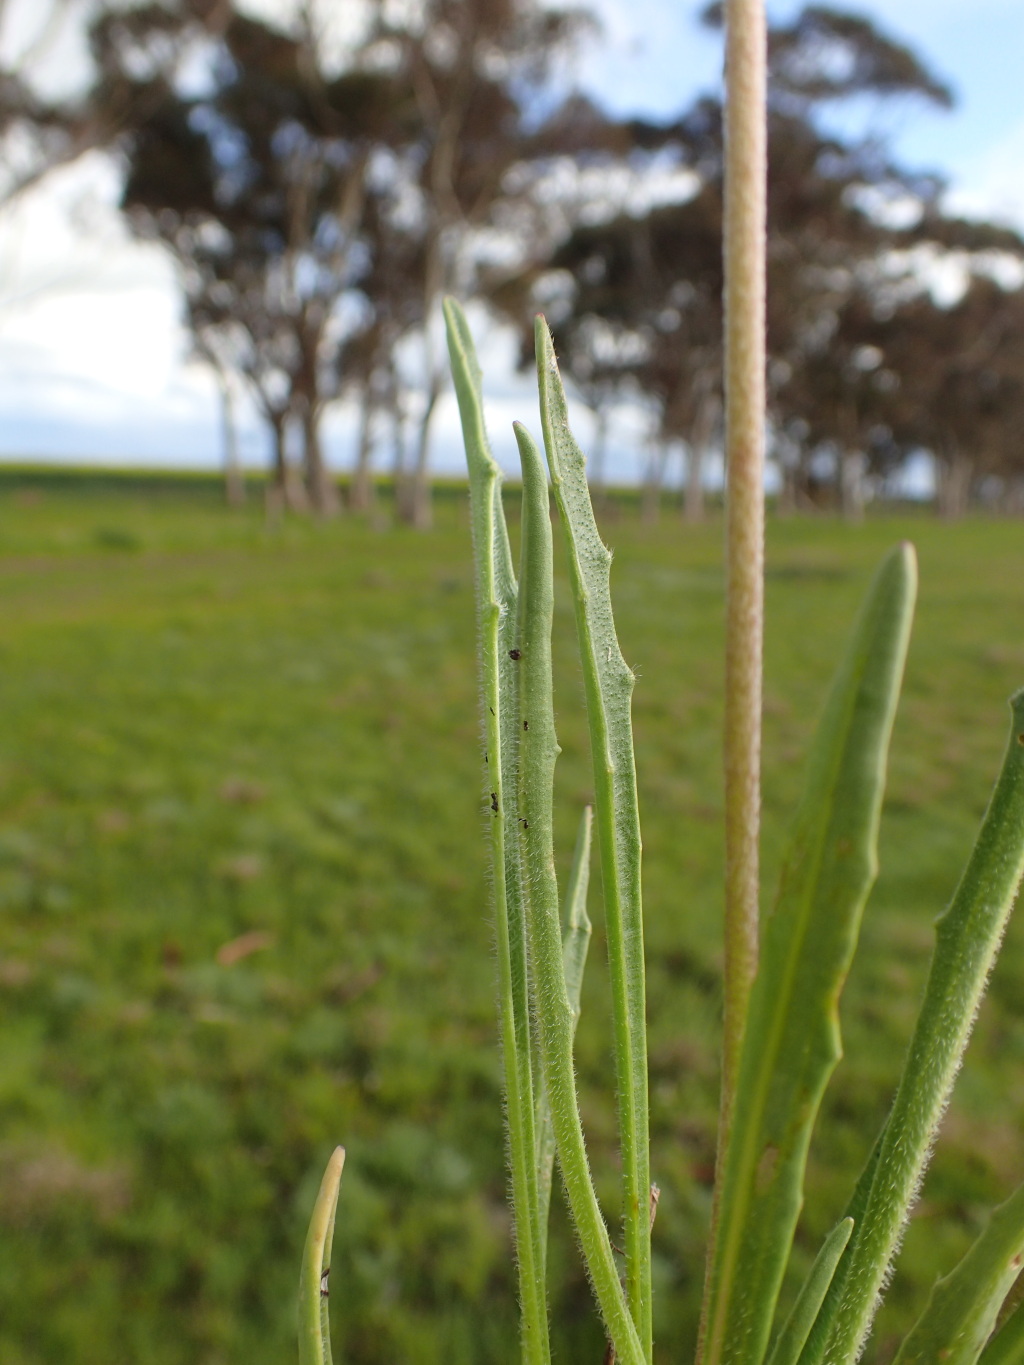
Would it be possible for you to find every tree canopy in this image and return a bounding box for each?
[6,0,1022,519]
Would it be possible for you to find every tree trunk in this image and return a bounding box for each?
[641,442,669,525]
[663,379,717,523]
[685,442,705,523]
[776,449,799,516]
[303,403,340,517]
[685,393,720,524]
[391,388,411,523]
[399,375,441,530]
[265,410,309,517]
[350,389,376,515]
[839,450,867,523]
[215,366,245,508]
[265,411,288,522]
[936,450,973,519]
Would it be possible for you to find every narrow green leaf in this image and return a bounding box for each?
[893,1180,1024,1365]
[796,1122,887,1365]
[824,689,1024,1365]
[534,316,652,1361]
[980,1301,1024,1365]
[767,1219,854,1365]
[444,297,550,1365]
[513,420,644,1365]
[537,805,594,1241]
[703,545,916,1365]
[298,1146,345,1365]
[443,297,516,601]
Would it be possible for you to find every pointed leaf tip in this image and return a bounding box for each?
[703,544,915,1365]
[299,1147,346,1365]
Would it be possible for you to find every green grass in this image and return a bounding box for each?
[0,472,1021,1363]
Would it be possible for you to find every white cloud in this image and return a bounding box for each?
[0,0,95,100]
[946,114,1024,230]
[0,0,1020,478]
[0,155,187,394]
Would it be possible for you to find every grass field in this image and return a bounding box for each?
[0,469,1023,1364]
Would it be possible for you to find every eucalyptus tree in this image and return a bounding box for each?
[98,0,590,522]
[493,5,956,517]
[335,184,429,517]
[877,275,1024,517]
[94,2,398,514]
[350,0,589,527]
[778,199,1024,518]
[0,0,122,206]
[541,186,725,522]
[887,213,1024,516]
[0,0,174,333]
[724,2,957,513]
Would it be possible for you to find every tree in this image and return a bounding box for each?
[336,186,429,517]
[94,2,399,514]
[492,5,958,519]
[712,2,955,516]
[545,187,724,522]
[0,0,113,206]
[874,275,1024,517]
[99,0,590,522]
[348,0,589,526]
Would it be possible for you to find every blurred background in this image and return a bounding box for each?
[1,3,1024,1364]
[0,0,1023,518]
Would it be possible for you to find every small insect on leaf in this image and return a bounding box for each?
[509,648,522,660]
[491,793,499,813]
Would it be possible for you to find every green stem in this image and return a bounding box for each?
[536,806,594,1254]
[514,420,645,1365]
[443,299,550,1365]
[534,324,652,1361]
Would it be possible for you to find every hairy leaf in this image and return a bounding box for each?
[537,805,594,1241]
[767,1219,854,1365]
[703,544,916,1365]
[513,419,643,1365]
[894,1179,1024,1365]
[535,315,652,1360]
[444,297,549,1363]
[822,689,1024,1365]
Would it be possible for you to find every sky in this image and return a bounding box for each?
[0,0,1021,484]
